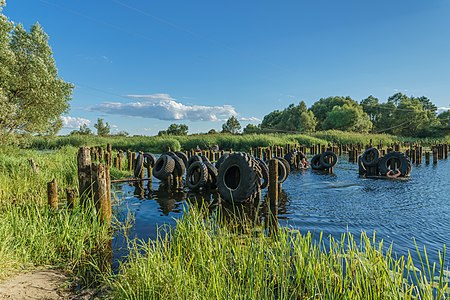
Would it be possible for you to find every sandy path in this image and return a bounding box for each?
[0,270,71,300]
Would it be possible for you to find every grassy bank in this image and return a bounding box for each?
[0,146,113,284]
[28,131,410,153]
[109,207,449,299]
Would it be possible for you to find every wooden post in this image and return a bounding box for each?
[433,147,438,165]
[425,151,430,164]
[127,150,132,172]
[66,188,76,209]
[77,147,92,207]
[28,158,39,173]
[268,159,279,206]
[47,179,58,209]
[92,163,112,223]
[139,152,145,180]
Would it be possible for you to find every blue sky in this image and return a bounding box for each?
[4,0,450,135]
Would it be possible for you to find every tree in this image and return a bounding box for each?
[94,118,110,136]
[360,95,381,131]
[437,110,450,127]
[310,96,357,130]
[70,123,92,135]
[158,123,188,136]
[322,104,372,132]
[260,101,317,133]
[243,124,262,134]
[0,5,73,143]
[207,129,218,134]
[222,116,241,134]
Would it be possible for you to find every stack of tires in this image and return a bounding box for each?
[185,154,218,191]
[359,148,412,177]
[310,151,338,170]
[151,151,188,181]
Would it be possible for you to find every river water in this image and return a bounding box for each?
[112,155,450,269]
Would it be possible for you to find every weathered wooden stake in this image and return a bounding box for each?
[66,188,76,209]
[47,179,58,209]
[92,163,112,223]
[268,159,279,206]
[77,147,92,207]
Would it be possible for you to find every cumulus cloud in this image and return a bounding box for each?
[91,94,237,122]
[62,116,90,129]
[437,107,450,114]
[239,117,261,122]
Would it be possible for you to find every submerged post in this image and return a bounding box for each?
[268,159,279,206]
[47,179,58,209]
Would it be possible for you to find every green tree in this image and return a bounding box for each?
[94,118,110,136]
[0,5,73,143]
[158,123,188,136]
[243,124,261,134]
[207,129,218,134]
[70,123,92,135]
[310,96,357,130]
[222,116,241,134]
[261,101,317,133]
[437,110,450,127]
[322,104,372,132]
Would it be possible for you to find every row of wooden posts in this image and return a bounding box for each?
[46,141,449,214]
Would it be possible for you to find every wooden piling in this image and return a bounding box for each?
[77,147,92,206]
[47,179,58,209]
[66,188,76,209]
[268,159,279,206]
[433,147,438,165]
[425,151,430,164]
[92,163,112,223]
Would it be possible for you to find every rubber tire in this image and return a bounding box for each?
[186,161,209,190]
[175,151,188,168]
[276,159,288,183]
[284,152,296,167]
[254,157,269,189]
[134,153,144,178]
[357,155,366,175]
[361,148,379,167]
[202,156,218,188]
[153,154,175,180]
[215,153,229,170]
[377,152,409,176]
[187,155,202,170]
[276,157,291,177]
[319,151,338,169]
[310,154,325,170]
[217,152,260,203]
[166,152,186,176]
[143,153,156,168]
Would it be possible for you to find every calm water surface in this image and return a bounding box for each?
[112,156,450,268]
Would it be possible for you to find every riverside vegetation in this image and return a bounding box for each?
[0,140,449,299]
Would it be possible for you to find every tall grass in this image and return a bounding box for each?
[109,208,449,299]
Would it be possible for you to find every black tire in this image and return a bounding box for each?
[153,154,175,180]
[357,155,366,175]
[186,161,209,190]
[215,153,229,170]
[217,152,260,203]
[166,152,186,176]
[378,152,409,176]
[276,157,290,177]
[319,151,338,169]
[187,155,202,170]
[202,156,218,188]
[134,153,144,178]
[175,151,188,168]
[284,152,296,167]
[361,148,379,167]
[143,153,156,168]
[254,157,269,189]
[310,154,325,170]
[277,159,288,183]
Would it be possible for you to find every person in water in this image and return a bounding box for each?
[386,168,401,178]
[298,151,309,168]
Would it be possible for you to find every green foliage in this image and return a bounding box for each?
[0,12,73,142]
[158,123,188,136]
[94,118,110,136]
[323,104,372,132]
[243,123,261,134]
[70,124,92,135]
[222,116,241,134]
[109,207,449,299]
[310,96,359,130]
[437,110,450,127]
[261,101,317,133]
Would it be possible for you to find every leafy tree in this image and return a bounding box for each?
[70,123,92,135]
[360,95,381,131]
[222,116,241,134]
[322,104,372,132]
[243,124,262,134]
[310,96,357,130]
[158,123,188,136]
[261,101,316,133]
[437,110,450,127]
[94,118,110,136]
[207,129,218,134]
[113,130,129,137]
[0,5,73,143]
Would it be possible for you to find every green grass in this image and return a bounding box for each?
[108,207,449,300]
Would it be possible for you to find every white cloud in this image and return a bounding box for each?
[239,117,261,122]
[437,107,450,114]
[62,116,90,129]
[92,94,238,122]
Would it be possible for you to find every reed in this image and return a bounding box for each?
[109,207,449,299]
